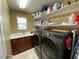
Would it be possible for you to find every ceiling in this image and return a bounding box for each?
[8,0,60,13]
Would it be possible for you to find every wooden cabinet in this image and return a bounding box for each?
[24,37,33,49]
[18,38,26,52]
[11,36,34,55]
[11,39,19,55]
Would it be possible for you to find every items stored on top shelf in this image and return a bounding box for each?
[31,2,64,18]
[32,1,79,20]
[53,2,61,11]
[47,5,52,14]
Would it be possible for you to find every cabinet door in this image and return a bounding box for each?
[24,37,33,50]
[18,38,26,52]
[11,39,19,55]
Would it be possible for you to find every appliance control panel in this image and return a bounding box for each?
[42,31,50,37]
[46,32,50,36]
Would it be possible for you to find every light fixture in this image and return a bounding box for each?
[19,0,28,9]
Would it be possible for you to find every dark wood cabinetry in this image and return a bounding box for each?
[11,36,35,55]
[24,37,33,50]
[11,39,19,55]
[32,35,39,47]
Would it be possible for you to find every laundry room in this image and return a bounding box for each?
[0,0,79,59]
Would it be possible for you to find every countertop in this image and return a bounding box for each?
[10,32,35,39]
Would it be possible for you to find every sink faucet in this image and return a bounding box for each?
[22,31,25,35]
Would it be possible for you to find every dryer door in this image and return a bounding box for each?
[42,37,60,59]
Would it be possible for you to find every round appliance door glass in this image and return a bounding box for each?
[42,37,59,59]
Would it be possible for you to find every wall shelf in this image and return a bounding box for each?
[35,24,79,29]
[33,1,79,20]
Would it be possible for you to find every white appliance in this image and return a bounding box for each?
[0,0,7,59]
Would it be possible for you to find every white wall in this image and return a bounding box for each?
[0,0,7,58]
[0,0,12,59]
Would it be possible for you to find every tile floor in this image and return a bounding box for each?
[12,48,38,59]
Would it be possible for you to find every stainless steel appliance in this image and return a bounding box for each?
[42,30,64,59]
[34,30,42,59]
[34,29,73,59]
[41,30,72,59]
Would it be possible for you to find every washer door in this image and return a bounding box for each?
[42,37,59,59]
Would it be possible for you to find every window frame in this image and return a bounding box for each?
[16,16,27,30]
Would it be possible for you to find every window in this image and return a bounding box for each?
[17,16,27,30]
